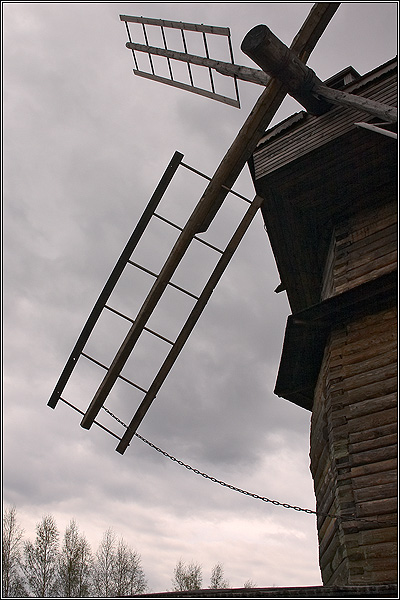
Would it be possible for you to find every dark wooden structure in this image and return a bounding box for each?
[249,57,397,586]
[129,583,398,598]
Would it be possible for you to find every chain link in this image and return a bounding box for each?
[101,405,396,526]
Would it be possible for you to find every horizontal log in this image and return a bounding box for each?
[344,204,397,238]
[361,526,398,545]
[348,393,397,420]
[335,249,397,279]
[345,376,397,404]
[345,305,396,333]
[343,362,397,393]
[353,482,397,503]
[319,523,342,570]
[350,445,398,468]
[335,222,397,257]
[350,468,397,490]
[341,344,397,374]
[350,457,397,478]
[357,497,398,517]
[349,563,398,583]
[349,420,397,445]
[334,259,397,294]
[348,408,397,437]
[334,242,397,276]
[349,431,397,454]
[318,511,338,554]
[337,328,396,358]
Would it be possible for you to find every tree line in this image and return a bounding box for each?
[3,506,256,597]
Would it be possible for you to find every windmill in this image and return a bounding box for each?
[48,3,396,455]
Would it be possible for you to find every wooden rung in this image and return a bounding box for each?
[153,213,224,254]
[81,352,147,394]
[81,351,149,393]
[60,397,122,441]
[127,260,199,300]
[104,305,174,345]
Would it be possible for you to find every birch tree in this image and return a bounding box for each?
[92,528,116,597]
[171,560,203,591]
[2,506,26,597]
[22,514,59,597]
[57,519,92,597]
[92,528,147,597]
[209,563,229,589]
[113,538,147,596]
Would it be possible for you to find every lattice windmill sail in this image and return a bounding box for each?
[119,14,269,108]
[48,3,397,455]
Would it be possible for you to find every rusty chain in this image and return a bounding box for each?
[101,405,396,527]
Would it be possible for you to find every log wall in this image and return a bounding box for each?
[321,201,397,300]
[310,306,397,585]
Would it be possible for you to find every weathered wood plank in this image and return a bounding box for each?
[342,346,396,376]
[353,482,397,503]
[345,376,397,404]
[350,469,397,490]
[360,527,398,545]
[334,251,397,289]
[350,456,397,478]
[314,83,397,122]
[357,497,398,518]
[350,445,397,468]
[348,394,397,420]
[120,14,230,36]
[349,420,397,445]
[342,362,397,393]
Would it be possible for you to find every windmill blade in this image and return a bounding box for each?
[49,3,342,453]
[120,14,244,107]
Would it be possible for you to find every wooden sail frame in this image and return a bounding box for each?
[120,14,243,108]
[49,3,346,454]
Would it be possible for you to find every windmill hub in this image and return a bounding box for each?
[241,24,331,115]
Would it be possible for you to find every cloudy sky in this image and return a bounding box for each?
[3,1,397,593]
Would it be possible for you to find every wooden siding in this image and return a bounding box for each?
[310,307,397,586]
[253,72,397,180]
[321,201,397,300]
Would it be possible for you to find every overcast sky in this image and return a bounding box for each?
[3,1,398,593]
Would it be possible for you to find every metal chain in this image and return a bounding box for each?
[101,405,396,526]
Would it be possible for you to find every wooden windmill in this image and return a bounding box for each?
[48,3,396,456]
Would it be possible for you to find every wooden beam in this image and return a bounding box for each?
[314,85,397,123]
[126,41,270,86]
[120,14,230,37]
